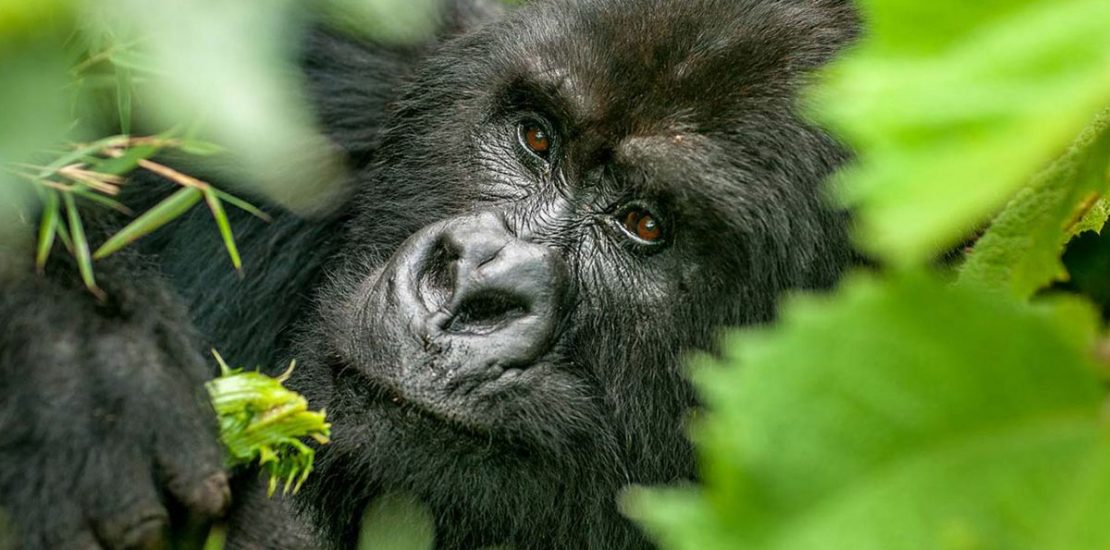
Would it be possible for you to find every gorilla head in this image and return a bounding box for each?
[295,0,857,546]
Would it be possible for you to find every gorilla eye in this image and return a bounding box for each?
[620,207,665,244]
[518,121,552,158]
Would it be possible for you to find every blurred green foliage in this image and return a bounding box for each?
[628,274,1109,550]
[0,0,447,267]
[810,0,1110,264]
[358,493,436,550]
[632,0,1110,549]
[0,0,73,275]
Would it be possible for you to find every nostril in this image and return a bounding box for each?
[418,236,462,310]
[446,290,529,334]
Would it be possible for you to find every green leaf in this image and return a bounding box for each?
[54,215,73,253]
[203,188,241,271]
[35,189,60,272]
[37,135,128,179]
[628,272,1110,550]
[205,352,330,496]
[93,186,201,260]
[176,138,225,157]
[214,189,271,222]
[71,186,131,214]
[62,193,104,299]
[1068,197,1110,238]
[201,524,227,550]
[89,143,159,176]
[959,111,1110,298]
[809,0,1110,264]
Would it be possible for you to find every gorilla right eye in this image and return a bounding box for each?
[619,206,666,245]
[518,120,553,158]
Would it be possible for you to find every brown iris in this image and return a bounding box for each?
[521,123,551,156]
[623,209,663,243]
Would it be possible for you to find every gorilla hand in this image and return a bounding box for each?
[0,271,229,550]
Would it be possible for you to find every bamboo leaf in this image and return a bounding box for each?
[63,193,104,300]
[215,189,271,222]
[55,216,74,253]
[204,188,241,271]
[177,138,225,156]
[38,135,129,179]
[71,186,132,214]
[94,186,201,260]
[91,144,159,176]
[35,190,60,272]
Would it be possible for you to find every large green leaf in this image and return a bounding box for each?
[809,0,1110,264]
[627,273,1110,550]
[959,111,1110,298]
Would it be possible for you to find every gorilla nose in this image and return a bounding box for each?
[422,212,570,367]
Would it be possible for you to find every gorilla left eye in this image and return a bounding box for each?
[620,207,665,244]
[518,121,553,158]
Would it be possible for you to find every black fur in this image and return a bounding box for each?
[0,0,858,548]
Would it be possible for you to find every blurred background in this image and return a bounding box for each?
[0,0,446,275]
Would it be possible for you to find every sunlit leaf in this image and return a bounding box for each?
[959,111,1110,297]
[809,0,1110,264]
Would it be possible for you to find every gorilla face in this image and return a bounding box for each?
[299,0,857,545]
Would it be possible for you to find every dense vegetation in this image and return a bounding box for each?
[1,0,1109,547]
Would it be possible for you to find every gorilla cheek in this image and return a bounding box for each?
[346,211,573,428]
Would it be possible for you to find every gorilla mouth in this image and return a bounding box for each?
[358,364,532,438]
[444,291,531,334]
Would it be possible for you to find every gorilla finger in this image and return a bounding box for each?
[93,512,167,550]
[163,467,231,520]
[154,433,230,518]
[84,449,169,550]
[56,529,105,550]
[152,393,229,517]
[128,347,230,518]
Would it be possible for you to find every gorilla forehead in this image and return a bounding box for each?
[482,0,857,134]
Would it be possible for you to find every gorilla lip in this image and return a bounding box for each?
[362,374,500,438]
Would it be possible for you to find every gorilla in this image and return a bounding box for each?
[0,0,858,548]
